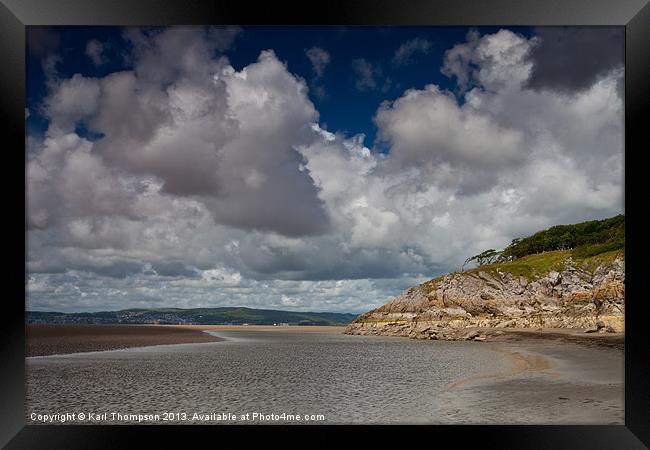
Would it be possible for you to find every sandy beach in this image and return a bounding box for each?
[26,324,621,357]
[436,336,624,424]
[464,327,624,349]
[26,324,223,357]
[26,324,347,356]
[25,326,624,424]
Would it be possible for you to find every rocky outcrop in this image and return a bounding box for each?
[345,255,624,341]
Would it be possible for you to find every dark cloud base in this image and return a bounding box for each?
[526,27,624,93]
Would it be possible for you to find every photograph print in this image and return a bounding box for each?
[25,25,624,425]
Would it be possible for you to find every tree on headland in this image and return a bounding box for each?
[462,249,501,269]
[499,214,624,260]
[461,214,624,271]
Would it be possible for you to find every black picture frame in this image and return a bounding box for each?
[2,0,649,447]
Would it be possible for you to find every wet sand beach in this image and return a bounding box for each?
[26,328,623,424]
[480,327,624,350]
[436,338,624,424]
[27,323,621,357]
[26,324,223,357]
[26,324,346,356]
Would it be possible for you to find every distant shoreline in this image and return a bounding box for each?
[178,324,347,333]
[26,307,357,328]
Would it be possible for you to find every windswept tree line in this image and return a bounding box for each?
[463,214,624,269]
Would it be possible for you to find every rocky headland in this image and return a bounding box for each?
[345,250,624,342]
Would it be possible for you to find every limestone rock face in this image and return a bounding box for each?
[345,256,624,340]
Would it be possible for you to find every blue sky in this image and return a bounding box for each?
[27,26,533,148]
[26,26,623,313]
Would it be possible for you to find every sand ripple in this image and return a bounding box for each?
[26,331,622,424]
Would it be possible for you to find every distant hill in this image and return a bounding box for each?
[27,307,358,326]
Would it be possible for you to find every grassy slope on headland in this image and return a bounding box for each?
[416,248,623,295]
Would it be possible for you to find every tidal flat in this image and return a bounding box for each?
[26,329,623,425]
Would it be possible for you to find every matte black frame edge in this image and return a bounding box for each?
[2,0,649,448]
